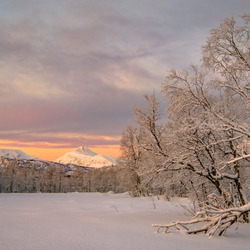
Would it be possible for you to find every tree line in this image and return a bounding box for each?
[0,157,136,193]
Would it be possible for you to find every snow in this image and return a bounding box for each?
[74,146,97,156]
[0,149,38,160]
[0,193,249,250]
[55,146,117,168]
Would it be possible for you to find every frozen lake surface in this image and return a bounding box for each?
[0,192,249,250]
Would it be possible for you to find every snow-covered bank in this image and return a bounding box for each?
[0,193,249,250]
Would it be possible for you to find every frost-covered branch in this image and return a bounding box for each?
[153,203,250,236]
[223,154,250,166]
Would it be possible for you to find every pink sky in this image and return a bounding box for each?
[0,0,248,160]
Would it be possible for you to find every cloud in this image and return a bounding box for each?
[0,131,120,149]
[0,0,249,149]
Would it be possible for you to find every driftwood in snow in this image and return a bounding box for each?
[153,203,250,236]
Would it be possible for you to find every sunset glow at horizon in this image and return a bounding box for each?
[0,139,121,161]
[1,1,248,161]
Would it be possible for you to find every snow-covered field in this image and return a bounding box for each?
[0,193,249,250]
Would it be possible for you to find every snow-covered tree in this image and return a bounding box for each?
[122,14,249,235]
[161,14,249,207]
[119,125,146,196]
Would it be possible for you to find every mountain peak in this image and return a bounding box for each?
[56,147,117,168]
[0,148,38,160]
[74,146,97,156]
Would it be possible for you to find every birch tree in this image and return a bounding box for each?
[155,14,250,233]
[120,125,144,196]
[122,14,250,235]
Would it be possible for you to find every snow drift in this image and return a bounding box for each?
[0,193,249,250]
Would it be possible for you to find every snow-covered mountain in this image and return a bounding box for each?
[55,146,117,168]
[0,149,39,160]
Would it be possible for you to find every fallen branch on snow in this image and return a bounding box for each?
[152,203,250,236]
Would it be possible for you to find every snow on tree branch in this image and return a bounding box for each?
[153,203,250,236]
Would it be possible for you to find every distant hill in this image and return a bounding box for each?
[55,146,117,168]
[0,148,39,160]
